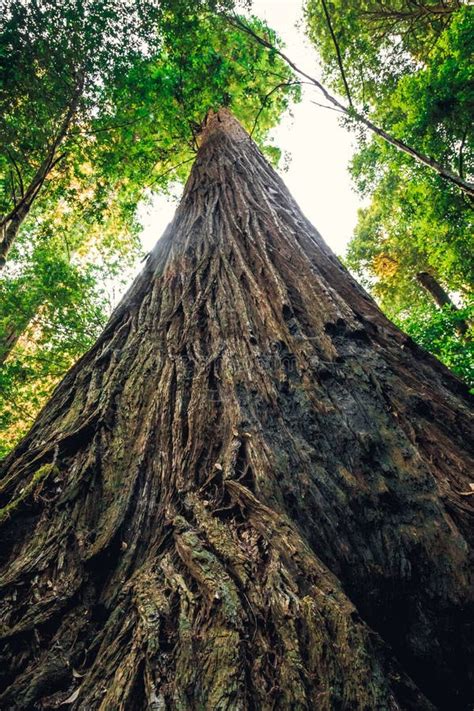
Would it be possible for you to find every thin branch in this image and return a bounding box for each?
[6,148,25,198]
[0,74,84,267]
[1,69,84,224]
[458,127,468,179]
[146,156,195,190]
[363,2,460,20]
[250,81,301,138]
[9,170,17,207]
[76,116,147,137]
[310,100,345,113]
[320,0,353,107]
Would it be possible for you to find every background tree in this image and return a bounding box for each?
[0,204,138,456]
[305,0,473,382]
[0,0,166,265]
[0,109,472,710]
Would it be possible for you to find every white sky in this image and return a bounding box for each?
[138,0,362,260]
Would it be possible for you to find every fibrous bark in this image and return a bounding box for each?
[0,109,472,710]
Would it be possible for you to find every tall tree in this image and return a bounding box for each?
[0,110,472,710]
[0,234,122,457]
[0,176,143,455]
[0,0,166,266]
[304,0,473,381]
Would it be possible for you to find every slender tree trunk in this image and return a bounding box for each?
[0,324,21,367]
[0,79,83,268]
[416,271,469,335]
[0,109,472,710]
[364,1,462,21]
[0,249,75,367]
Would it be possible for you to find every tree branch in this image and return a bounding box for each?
[310,100,345,113]
[0,73,84,267]
[224,14,474,199]
[458,127,468,179]
[250,81,301,138]
[146,156,195,190]
[6,148,25,199]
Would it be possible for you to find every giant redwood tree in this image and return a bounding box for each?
[0,110,472,710]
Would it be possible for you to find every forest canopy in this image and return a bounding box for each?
[0,0,472,455]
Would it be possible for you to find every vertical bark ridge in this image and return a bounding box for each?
[0,109,472,710]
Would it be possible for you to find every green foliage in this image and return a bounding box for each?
[0,233,120,456]
[346,171,473,309]
[304,0,466,107]
[306,0,473,381]
[1,0,297,233]
[395,301,473,386]
[0,0,163,216]
[90,9,299,193]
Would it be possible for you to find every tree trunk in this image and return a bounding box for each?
[0,109,472,711]
[0,324,21,367]
[0,299,43,366]
[416,271,469,336]
[0,78,83,268]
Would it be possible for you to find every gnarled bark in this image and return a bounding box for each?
[0,109,472,710]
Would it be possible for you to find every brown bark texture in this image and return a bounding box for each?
[0,109,473,711]
[0,324,21,367]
